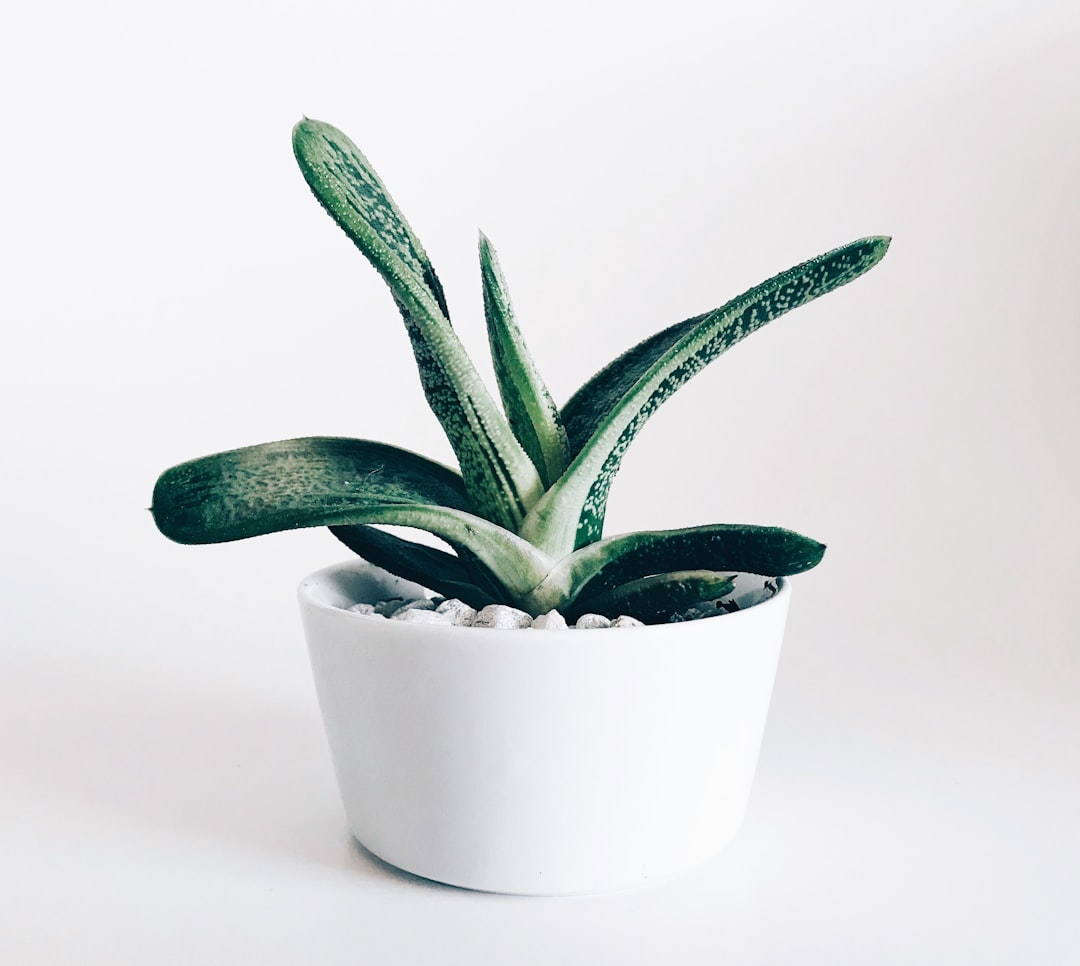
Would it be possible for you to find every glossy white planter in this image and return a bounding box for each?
[298,560,791,895]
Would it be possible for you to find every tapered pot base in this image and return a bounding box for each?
[299,561,790,895]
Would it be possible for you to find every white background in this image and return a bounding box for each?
[3,1,1078,961]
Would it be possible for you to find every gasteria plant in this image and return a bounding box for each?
[151,118,890,623]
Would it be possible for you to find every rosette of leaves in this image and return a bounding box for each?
[152,118,890,622]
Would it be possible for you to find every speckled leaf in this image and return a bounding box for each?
[569,570,737,624]
[480,233,569,487]
[292,119,541,529]
[564,524,824,603]
[152,437,552,595]
[522,236,891,556]
[560,318,699,457]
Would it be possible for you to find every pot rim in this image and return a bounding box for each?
[298,558,790,638]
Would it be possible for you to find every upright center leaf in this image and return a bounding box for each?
[480,233,570,488]
[292,119,543,530]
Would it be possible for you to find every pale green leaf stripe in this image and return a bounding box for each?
[152,437,552,597]
[523,236,891,555]
[570,570,737,624]
[292,119,542,529]
[480,233,569,487]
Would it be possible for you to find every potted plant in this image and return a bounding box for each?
[152,117,890,895]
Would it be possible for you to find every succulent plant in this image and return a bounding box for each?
[151,118,890,622]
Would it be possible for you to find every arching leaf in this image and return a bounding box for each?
[152,436,553,596]
[522,522,822,614]
[330,525,500,608]
[293,119,542,529]
[522,236,891,556]
[569,570,737,624]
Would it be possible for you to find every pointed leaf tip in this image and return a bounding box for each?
[291,119,542,527]
[524,234,892,554]
[481,234,570,487]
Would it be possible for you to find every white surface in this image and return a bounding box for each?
[2,0,1078,961]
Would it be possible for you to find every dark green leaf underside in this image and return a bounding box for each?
[571,523,825,601]
[330,525,499,608]
[571,570,737,623]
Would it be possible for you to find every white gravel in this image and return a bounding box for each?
[473,604,534,629]
[350,598,658,628]
[347,602,377,615]
[434,598,478,626]
[530,610,568,630]
[388,599,436,618]
[347,577,776,629]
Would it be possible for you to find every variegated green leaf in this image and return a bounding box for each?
[480,232,569,487]
[524,523,823,613]
[569,570,737,624]
[152,436,553,596]
[152,437,470,539]
[521,236,891,556]
[560,318,700,457]
[330,525,501,608]
[292,119,542,530]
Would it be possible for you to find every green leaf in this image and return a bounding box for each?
[151,436,553,596]
[446,542,514,605]
[292,119,542,530]
[480,232,569,487]
[525,523,823,612]
[560,318,699,457]
[569,570,737,624]
[153,437,470,540]
[521,236,891,556]
[329,525,500,608]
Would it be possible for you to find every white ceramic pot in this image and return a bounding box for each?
[298,560,791,895]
